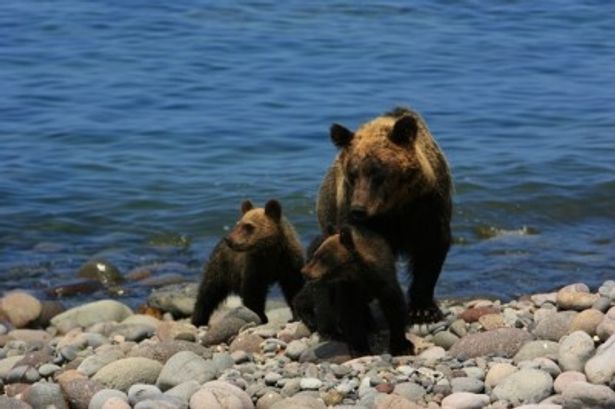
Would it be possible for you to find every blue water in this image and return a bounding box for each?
[1,1,614,307]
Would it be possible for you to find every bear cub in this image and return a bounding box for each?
[297,225,414,356]
[191,199,304,326]
[316,107,453,323]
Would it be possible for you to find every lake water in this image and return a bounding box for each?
[1,1,614,307]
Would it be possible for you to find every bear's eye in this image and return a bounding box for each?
[242,224,255,234]
[347,167,358,183]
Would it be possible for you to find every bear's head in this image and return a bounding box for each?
[331,108,437,221]
[301,226,357,281]
[224,199,283,252]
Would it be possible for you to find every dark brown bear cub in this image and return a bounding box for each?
[298,225,413,356]
[191,199,304,326]
[317,107,452,323]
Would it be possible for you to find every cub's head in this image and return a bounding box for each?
[301,226,357,281]
[331,108,436,221]
[224,199,283,252]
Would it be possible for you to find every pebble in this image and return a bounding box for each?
[492,369,553,405]
[286,340,308,360]
[0,396,34,409]
[128,384,163,405]
[163,380,200,403]
[0,291,42,328]
[596,306,615,341]
[202,307,261,346]
[101,397,131,409]
[190,380,254,409]
[229,332,265,354]
[92,357,163,392]
[557,331,594,372]
[156,351,216,391]
[553,371,586,394]
[567,309,604,336]
[556,284,600,311]
[393,382,426,402]
[23,381,69,409]
[485,363,518,390]
[432,331,459,350]
[532,311,577,342]
[513,340,559,363]
[584,333,615,384]
[300,377,323,390]
[450,376,484,393]
[561,381,615,409]
[449,328,534,359]
[441,392,490,409]
[50,300,133,333]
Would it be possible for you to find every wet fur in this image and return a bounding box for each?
[192,201,304,326]
[317,107,452,323]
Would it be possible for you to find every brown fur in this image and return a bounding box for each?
[297,226,413,356]
[192,200,304,326]
[316,107,453,323]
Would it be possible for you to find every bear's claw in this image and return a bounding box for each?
[408,302,444,324]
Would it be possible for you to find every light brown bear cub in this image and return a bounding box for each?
[317,107,452,323]
[298,225,413,356]
[191,199,304,326]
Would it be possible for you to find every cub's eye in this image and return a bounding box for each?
[371,167,386,185]
[347,168,358,183]
[242,224,255,234]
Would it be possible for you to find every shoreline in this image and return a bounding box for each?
[0,280,613,409]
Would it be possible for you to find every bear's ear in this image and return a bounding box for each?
[264,199,282,222]
[389,115,418,145]
[339,226,355,251]
[241,200,254,214]
[330,124,354,148]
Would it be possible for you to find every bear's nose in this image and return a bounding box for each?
[350,206,367,221]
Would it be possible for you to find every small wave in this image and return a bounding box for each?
[473,225,540,240]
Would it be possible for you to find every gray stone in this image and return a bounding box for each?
[38,363,61,377]
[0,396,33,409]
[92,357,163,392]
[163,380,200,403]
[451,376,484,393]
[110,323,155,342]
[133,396,185,409]
[513,340,559,363]
[50,300,133,333]
[299,341,351,364]
[433,331,460,350]
[558,331,595,372]
[517,358,561,378]
[212,352,234,373]
[202,307,261,346]
[286,340,308,360]
[492,369,553,405]
[553,371,586,394]
[78,347,125,376]
[533,311,577,341]
[190,380,254,409]
[270,394,325,409]
[89,389,129,409]
[596,306,615,341]
[448,328,534,359]
[449,319,468,338]
[300,377,323,390]
[128,384,163,405]
[23,382,69,409]
[561,381,615,409]
[584,333,615,384]
[392,382,426,402]
[592,297,612,313]
[156,351,216,391]
[441,392,490,409]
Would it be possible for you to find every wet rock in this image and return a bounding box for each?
[78,258,123,285]
[190,380,254,409]
[147,283,198,317]
[50,300,133,333]
[0,291,42,328]
[513,340,559,363]
[532,311,577,342]
[22,381,69,409]
[584,333,615,384]
[568,309,604,336]
[561,381,615,409]
[492,369,553,405]
[448,328,533,359]
[441,392,490,409]
[202,307,261,346]
[558,331,594,372]
[156,351,216,391]
[553,371,586,394]
[92,357,163,391]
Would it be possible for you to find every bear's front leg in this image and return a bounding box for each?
[408,244,448,324]
[240,275,269,324]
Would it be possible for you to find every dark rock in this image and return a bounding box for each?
[299,341,351,364]
[202,307,261,346]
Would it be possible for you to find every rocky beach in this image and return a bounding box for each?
[0,279,614,409]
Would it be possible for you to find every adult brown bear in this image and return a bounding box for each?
[316,107,452,323]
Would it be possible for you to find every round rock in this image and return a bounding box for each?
[448,328,533,359]
[558,330,595,372]
[0,291,42,328]
[492,369,553,405]
[92,357,163,392]
[156,351,216,391]
[441,392,490,409]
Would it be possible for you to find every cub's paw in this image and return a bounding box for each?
[408,302,444,324]
[390,338,415,356]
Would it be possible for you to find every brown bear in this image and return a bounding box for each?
[297,225,414,356]
[316,107,452,323]
[191,199,305,326]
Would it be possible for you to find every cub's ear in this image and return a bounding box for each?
[241,200,254,214]
[339,226,355,250]
[264,199,282,222]
[330,124,354,149]
[389,115,418,145]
